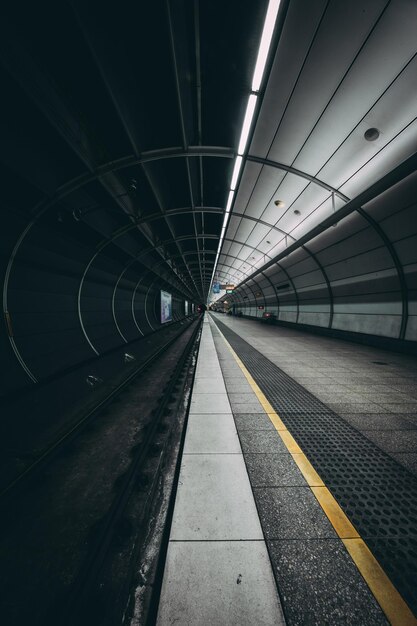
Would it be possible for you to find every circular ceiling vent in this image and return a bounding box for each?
[293,209,301,215]
[364,127,380,141]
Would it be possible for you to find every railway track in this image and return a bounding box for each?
[0,317,202,626]
[0,317,199,501]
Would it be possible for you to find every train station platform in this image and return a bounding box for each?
[156,313,417,625]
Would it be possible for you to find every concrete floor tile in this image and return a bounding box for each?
[223,371,247,379]
[267,539,388,626]
[184,414,241,454]
[234,413,275,431]
[230,402,264,413]
[224,382,253,393]
[192,379,226,394]
[190,393,231,414]
[228,392,259,403]
[157,541,285,626]
[170,454,263,540]
[340,413,416,431]
[254,487,337,539]
[245,454,306,487]
[326,403,390,414]
[389,452,417,475]
[239,430,287,453]
[377,403,417,414]
[363,429,417,453]
[361,393,417,404]
[194,368,223,379]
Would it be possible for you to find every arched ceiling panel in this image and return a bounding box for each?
[1,0,416,308]
[213,0,417,299]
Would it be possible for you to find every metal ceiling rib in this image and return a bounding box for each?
[166,0,204,301]
[72,0,202,300]
[1,10,200,300]
[2,0,416,305]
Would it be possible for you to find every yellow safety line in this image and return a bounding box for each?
[214,322,417,626]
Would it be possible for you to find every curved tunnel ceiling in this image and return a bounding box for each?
[0,0,273,304]
[214,0,417,293]
[1,0,417,336]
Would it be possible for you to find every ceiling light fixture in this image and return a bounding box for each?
[293,209,301,215]
[274,199,285,207]
[252,0,282,92]
[226,190,235,213]
[208,0,281,301]
[230,155,243,190]
[364,127,380,141]
[237,94,258,155]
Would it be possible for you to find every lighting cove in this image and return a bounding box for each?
[208,0,282,299]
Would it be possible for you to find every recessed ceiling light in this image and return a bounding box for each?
[364,127,380,141]
[294,209,301,215]
[274,199,285,207]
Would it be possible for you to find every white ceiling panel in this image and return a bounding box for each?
[221,240,232,256]
[267,0,388,165]
[251,0,327,157]
[233,218,256,243]
[227,241,244,259]
[212,0,417,300]
[245,222,271,249]
[262,173,313,222]
[278,186,330,234]
[242,165,287,218]
[317,65,417,191]
[339,118,417,200]
[291,1,417,178]
[225,215,240,241]
[233,161,262,214]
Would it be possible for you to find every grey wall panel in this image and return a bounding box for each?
[282,254,319,276]
[298,311,330,326]
[292,270,326,289]
[394,236,417,265]
[307,211,370,253]
[363,170,417,222]
[224,170,417,344]
[405,316,417,341]
[379,205,417,241]
[332,313,401,337]
[330,271,400,295]
[279,310,297,322]
[315,227,381,266]
[2,214,194,393]
[325,248,394,281]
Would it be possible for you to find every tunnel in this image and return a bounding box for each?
[1,1,417,625]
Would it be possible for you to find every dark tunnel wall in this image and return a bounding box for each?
[1,207,195,396]
[222,169,417,345]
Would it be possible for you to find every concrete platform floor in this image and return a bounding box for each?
[155,314,417,625]
[212,314,417,476]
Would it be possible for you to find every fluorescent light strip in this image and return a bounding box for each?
[230,156,243,190]
[208,0,281,302]
[237,94,257,155]
[226,189,235,212]
[252,0,281,92]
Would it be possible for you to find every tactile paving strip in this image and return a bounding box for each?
[212,318,417,615]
